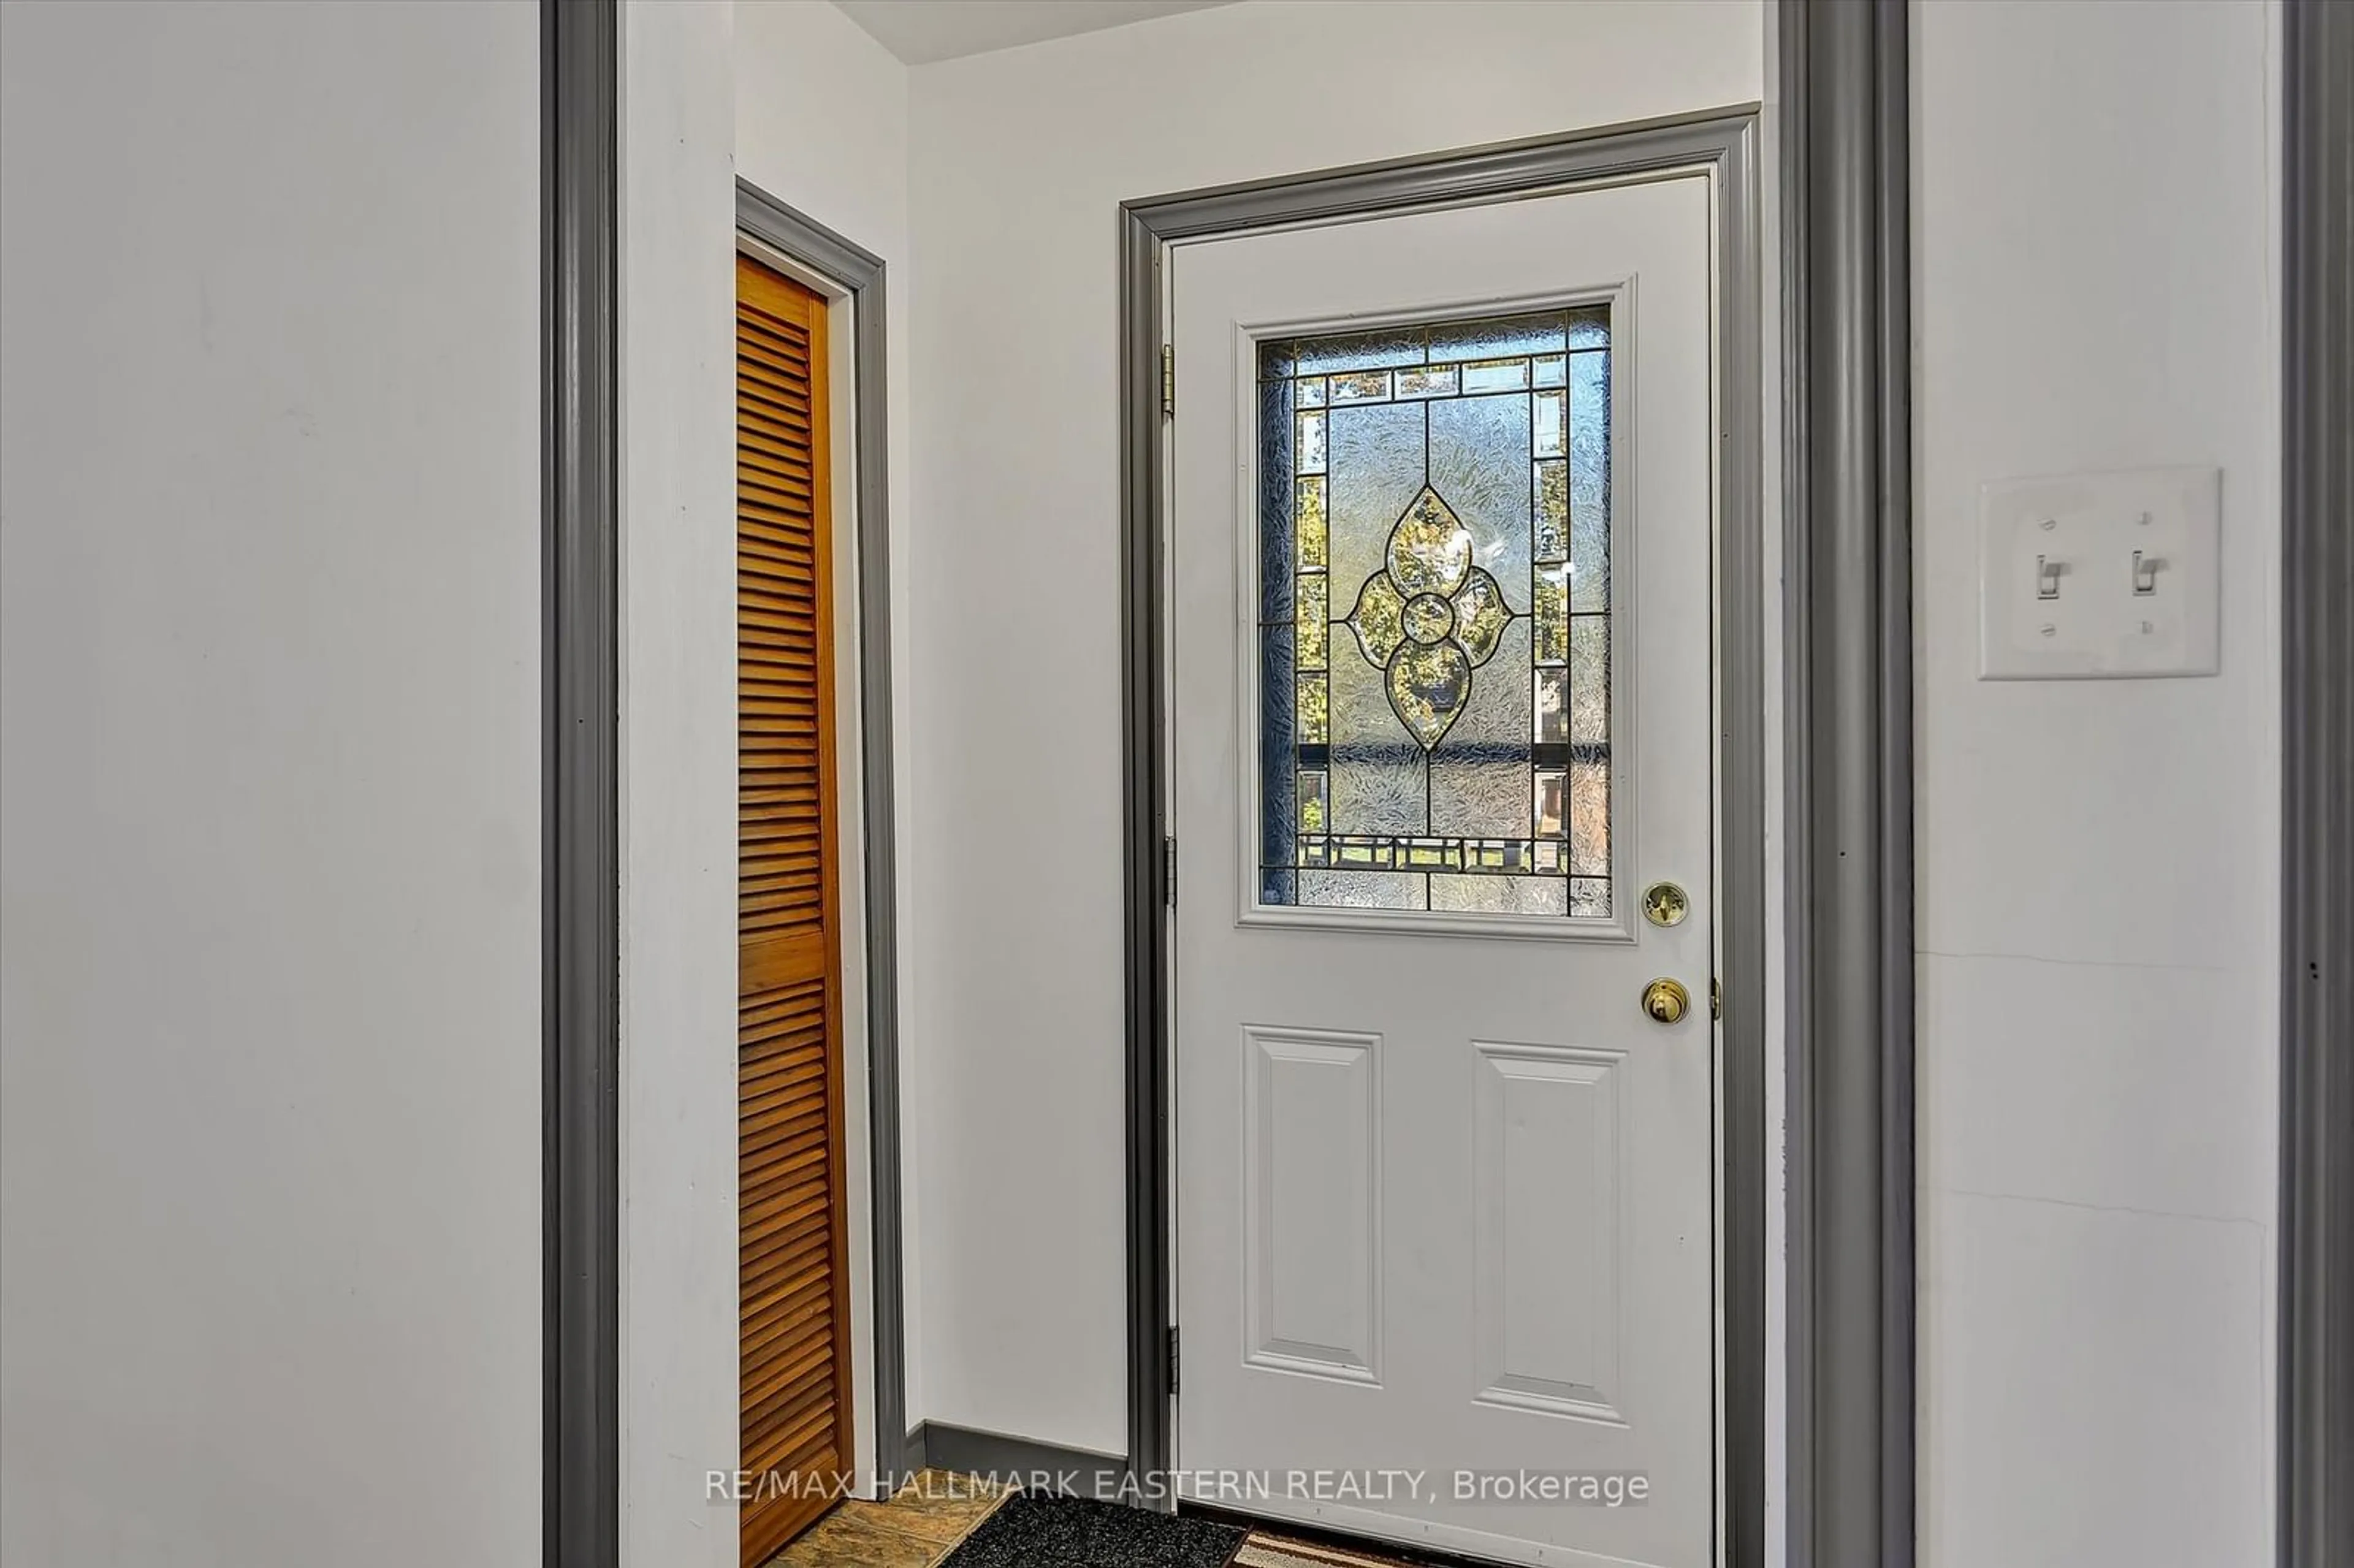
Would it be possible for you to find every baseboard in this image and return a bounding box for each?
[901,1420,926,1477]
[904,1420,1129,1501]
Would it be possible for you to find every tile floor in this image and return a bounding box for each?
[760,1469,1009,1568]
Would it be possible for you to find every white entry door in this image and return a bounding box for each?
[1170,175,1720,1568]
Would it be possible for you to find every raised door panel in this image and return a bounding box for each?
[1243,1026,1384,1383]
[1471,1041,1628,1425]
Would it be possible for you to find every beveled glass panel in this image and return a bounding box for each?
[1533,389,1566,459]
[1297,476,1328,569]
[1386,487,1474,596]
[1255,311,1615,919]
[1458,839,1523,871]
[1400,838,1465,870]
[1297,573,1328,670]
[1327,657,1423,835]
[1294,328,1429,375]
[1259,378,1295,623]
[1429,311,1567,363]
[1430,874,1568,915]
[1535,666,1568,745]
[1344,571,1407,666]
[1430,757,1538,841]
[1430,618,1533,839]
[1387,641,1472,748]
[1570,615,1609,743]
[1534,460,1567,563]
[1328,403,1425,594]
[1300,869,1421,909]
[1299,770,1328,835]
[1570,758,1610,877]
[1260,621,1295,872]
[1436,616,1531,751]
[1298,671,1328,744]
[1452,571,1510,665]
[1534,563,1569,665]
[1428,394,1533,592]
[1460,357,1531,394]
[1401,593,1455,644]
[1570,877,1611,918]
[1535,768,1566,839]
[1394,365,1460,400]
[1570,349,1611,611]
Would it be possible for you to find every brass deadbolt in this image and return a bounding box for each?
[1642,977,1691,1025]
[1642,881,1689,927]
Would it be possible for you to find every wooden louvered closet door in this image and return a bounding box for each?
[736,254,852,1566]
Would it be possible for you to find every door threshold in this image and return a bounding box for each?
[1181,1501,1525,1568]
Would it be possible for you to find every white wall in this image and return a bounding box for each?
[0,2,541,1563]
[905,0,1765,1458]
[1912,2,2279,1564]
[0,0,2264,1559]
[733,0,926,1446]
[739,0,910,269]
[618,5,739,1567]
[709,6,2286,1562]
[615,12,916,1566]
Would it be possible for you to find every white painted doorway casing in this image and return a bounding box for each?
[1170,176,1721,1568]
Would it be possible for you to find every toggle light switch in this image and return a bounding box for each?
[1978,466,2220,680]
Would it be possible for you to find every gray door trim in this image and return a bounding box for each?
[734,178,913,1492]
[1119,106,1769,1564]
[543,0,620,1563]
[2279,3,2353,1563]
[1777,2,1914,1564]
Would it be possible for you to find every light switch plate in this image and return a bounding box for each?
[1978,465,2221,680]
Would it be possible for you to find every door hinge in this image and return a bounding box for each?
[1710,977,1723,1021]
[1164,835,1178,907]
[1168,1325,1180,1396]
[1160,343,1175,417]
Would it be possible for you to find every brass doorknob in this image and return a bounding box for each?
[1641,977,1690,1024]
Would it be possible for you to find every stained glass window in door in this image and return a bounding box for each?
[1257,306,1614,917]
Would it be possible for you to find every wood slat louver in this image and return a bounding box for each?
[736,254,851,1567]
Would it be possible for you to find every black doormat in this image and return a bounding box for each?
[939,1490,1246,1568]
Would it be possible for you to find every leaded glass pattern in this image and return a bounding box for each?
[1258,307,1613,917]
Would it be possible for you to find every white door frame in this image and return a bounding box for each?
[1116,109,1769,1563]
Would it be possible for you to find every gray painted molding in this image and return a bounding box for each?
[543,1,620,1564]
[2279,4,2353,1564]
[733,177,913,1494]
[1778,2,1914,1566]
[909,1423,1130,1501]
[1119,107,1766,1562]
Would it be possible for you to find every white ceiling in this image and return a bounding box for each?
[833,0,1235,66]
